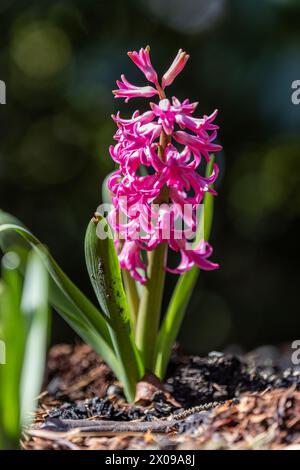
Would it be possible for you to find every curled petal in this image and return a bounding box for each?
[118,241,147,284]
[113,74,158,102]
[175,114,215,133]
[172,97,198,114]
[168,240,219,274]
[173,130,222,161]
[112,110,155,129]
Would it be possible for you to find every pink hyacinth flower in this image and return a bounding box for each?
[162,49,189,89]
[168,240,219,274]
[173,129,222,162]
[113,74,158,103]
[127,46,158,85]
[118,240,147,284]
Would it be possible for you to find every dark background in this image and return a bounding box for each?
[0,0,299,354]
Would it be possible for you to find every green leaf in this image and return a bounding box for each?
[0,210,120,377]
[0,250,49,448]
[85,216,144,401]
[122,268,139,329]
[101,177,141,326]
[0,252,25,449]
[20,250,49,426]
[154,157,216,379]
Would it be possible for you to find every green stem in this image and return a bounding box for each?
[135,113,169,370]
[135,242,167,370]
[154,156,216,379]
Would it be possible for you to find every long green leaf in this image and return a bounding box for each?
[20,251,49,426]
[0,211,119,377]
[122,268,139,329]
[0,250,49,448]
[101,177,141,327]
[0,253,25,449]
[154,157,216,379]
[101,175,140,327]
[85,216,144,401]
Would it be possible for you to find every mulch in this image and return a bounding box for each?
[22,344,300,450]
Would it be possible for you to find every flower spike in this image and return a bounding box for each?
[108,47,221,283]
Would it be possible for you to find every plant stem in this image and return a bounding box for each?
[135,241,167,370]
[135,113,170,370]
[154,157,216,379]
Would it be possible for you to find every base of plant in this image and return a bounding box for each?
[23,343,300,451]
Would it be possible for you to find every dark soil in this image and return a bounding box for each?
[165,350,300,407]
[23,343,300,450]
[47,393,179,422]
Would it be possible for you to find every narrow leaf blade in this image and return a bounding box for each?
[0,253,25,448]
[85,216,144,401]
[20,251,49,426]
[0,211,119,376]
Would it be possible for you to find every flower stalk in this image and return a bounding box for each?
[136,96,171,368]
[154,156,216,378]
[135,241,167,369]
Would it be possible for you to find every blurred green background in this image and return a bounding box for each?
[0,0,299,354]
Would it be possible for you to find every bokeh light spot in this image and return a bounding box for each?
[11,22,72,80]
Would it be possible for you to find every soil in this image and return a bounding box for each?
[23,343,300,450]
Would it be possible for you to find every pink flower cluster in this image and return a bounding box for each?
[108,47,222,284]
